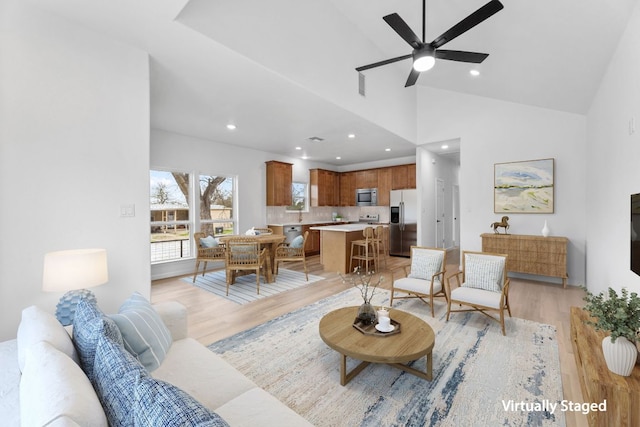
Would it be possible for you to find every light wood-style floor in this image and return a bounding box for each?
[151,251,587,427]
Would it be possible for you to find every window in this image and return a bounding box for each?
[198,174,235,237]
[150,170,237,263]
[150,170,191,263]
[287,182,308,211]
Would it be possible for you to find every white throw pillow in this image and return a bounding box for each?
[20,341,108,427]
[17,305,79,372]
[408,250,443,280]
[464,255,504,292]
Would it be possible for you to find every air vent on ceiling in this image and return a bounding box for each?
[358,72,365,96]
[307,136,325,142]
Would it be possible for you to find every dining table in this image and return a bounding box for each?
[218,234,286,283]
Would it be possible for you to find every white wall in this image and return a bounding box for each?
[0,2,151,340]
[416,87,587,285]
[586,2,640,295]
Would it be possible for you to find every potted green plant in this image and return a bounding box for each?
[582,287,640,376]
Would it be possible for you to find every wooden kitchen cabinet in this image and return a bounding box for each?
[377,167,392,206]
[355,169,377,189]
[310,169,339,207]
[339,172,356,206]
[481,233,568,287]
[302,225,321,255]
[266,161,292,206]
[391,164,416,190]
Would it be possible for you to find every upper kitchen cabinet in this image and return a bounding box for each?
[339,172,356,207]
[266,161,292,206]
[377,167,392,206]
[391,164,416,190]
[310,168,339,207]
[355,169,377,190]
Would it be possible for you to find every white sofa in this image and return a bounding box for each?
[0,299,312,426]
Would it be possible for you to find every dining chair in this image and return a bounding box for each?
[446,251,511,335]
[224,237,268,295]
[274,231,309,281]
[390,246,447,317]
[192,232,226,283]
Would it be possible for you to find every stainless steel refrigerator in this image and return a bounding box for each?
[389,189,417,257]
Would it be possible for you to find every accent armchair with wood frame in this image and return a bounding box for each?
[192,232,226,283]
[390,246,447,317]
[224,237,268,295]
[274,231,309,281]
[446,251,511,335]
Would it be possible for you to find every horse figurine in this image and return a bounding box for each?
[490,216,510,234]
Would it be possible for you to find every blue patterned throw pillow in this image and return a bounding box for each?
[93,333,147,426]
[290,235,304,248]
[72,298,123,382]
[134,376,230,426]
[109,292,172,372]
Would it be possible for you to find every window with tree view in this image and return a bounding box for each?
[150,170,235,263]
[287,182,307,211]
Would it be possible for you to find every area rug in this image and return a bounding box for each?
[209,288,565,426]
[185,268,325,304]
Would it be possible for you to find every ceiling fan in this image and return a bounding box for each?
[356,0,504,87]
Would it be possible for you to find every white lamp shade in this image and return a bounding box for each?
[43,249,108,293]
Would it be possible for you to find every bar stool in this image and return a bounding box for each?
[373,225,388,269]
[349,227,377,273]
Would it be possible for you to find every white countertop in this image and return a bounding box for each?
[268,221,351,227]
[309,223,386,232]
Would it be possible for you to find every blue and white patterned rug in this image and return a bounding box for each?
[209,288,565,426]
[185,268,324,304]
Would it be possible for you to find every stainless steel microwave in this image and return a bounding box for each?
[356,188,377,206]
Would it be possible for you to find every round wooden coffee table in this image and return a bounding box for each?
[319,306,435,385]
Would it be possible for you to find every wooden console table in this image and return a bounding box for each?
[481,233,568,287]
[570,307,640,427]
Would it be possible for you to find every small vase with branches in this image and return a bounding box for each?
[340,267,384,324]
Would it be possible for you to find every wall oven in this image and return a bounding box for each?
[356,188,377,206]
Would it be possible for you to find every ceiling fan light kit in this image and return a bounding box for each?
[356,0,504,87]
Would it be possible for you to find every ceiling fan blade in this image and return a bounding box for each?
[383,13,422,49]
[405,68,420,87]
[355,54,412,72]
[430,0,504,49]
[435,50,489,63]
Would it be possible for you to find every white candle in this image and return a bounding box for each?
[377,308,389,319]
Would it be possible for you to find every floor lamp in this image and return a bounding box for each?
[42,248,108,326]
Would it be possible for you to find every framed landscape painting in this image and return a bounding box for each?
[494,158,554,213]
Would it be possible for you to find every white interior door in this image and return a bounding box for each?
[436,179,445,248]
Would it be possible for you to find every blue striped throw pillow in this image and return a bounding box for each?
[109,292,172,372]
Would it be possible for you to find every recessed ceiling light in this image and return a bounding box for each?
[441,144,449,150]
[295,146,302,150]
[348,134,356,139]
[226,124,236,130]
[385,148,391,152]
[470,69,480,77]
[336,156,341,160]
[301,155,308,160]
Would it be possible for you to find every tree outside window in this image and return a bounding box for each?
[288,182,307,211]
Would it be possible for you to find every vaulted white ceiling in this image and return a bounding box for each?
[29,0,638,165]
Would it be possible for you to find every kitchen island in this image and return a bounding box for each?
[310,224,384,274]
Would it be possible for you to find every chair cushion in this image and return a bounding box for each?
[93,333,147,426]
[451,286,502,309]
[394,277,442,295]
[408,250,443,280]
[134,376,230,426]
[20,341,108,427]
[200,235,219,248]
[109,292,172,372]
[72,299,123,383]
[463,254,504,292]
[17,305,79,372]
[290,235,304,248]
